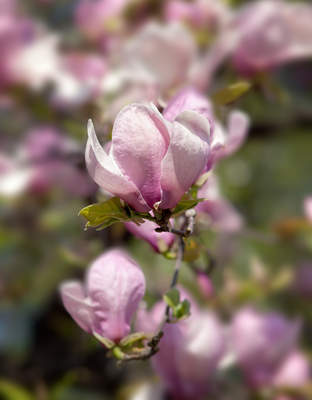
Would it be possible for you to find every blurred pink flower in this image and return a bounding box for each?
[231,0,312,75]
[272,350,310,388]
[164,0,230,30]
[86,100,211,211]
[123,22,196,92]
[196,174,243,233]
[125,220,175,253]
[60,249,145,343]
[196,271,214,299]
[137,289,225,399]
[75,0,129,41]
[304,196,312,223]
[163,87,249,170]
[231,307,301,388]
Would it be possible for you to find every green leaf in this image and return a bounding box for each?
[0,380,34,400]
[171,196,204,216]
[174,299,191,320]
[79,197,145,230]
[164,288,180,308]
[212,81,251,106]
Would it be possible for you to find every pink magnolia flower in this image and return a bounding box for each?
[86,100,211,212]
[230,307,301,388]
[125,220,175,253]
[164,0,230,30]
[272,350,310,388]
[60,249,145,343]
[124,22,196,93]
[137,289,225,400]
[163,87,250,170]
[22,127,96,197]
[231,0,312,75]
[196,173,243,233]
[75,0,129,41]
[304,196,312,223]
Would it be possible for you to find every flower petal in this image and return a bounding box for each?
[60,281,94,334]
[85,119,149,211]
[111,103,170,208]
[163,87,213,127]
[86,249,146,342]
[160,110,210,209]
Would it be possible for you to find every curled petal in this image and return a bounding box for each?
[163,87,213,127]
[60,281,94,334]
[160,111,210,209]
[112,104,170,208]
[86,249,146,342]
[85,119,149,211]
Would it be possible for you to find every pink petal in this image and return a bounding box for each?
[86,249,146,342]
[111,103,170,208]
[160,110,210,209]
[304,196,312,222]
[163,87,213,126]
[125,220,175,253]
[85,119,149,211]
[60,281,94,334]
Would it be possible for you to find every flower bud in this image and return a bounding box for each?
[60,249,146,343]
[86,100,211,211]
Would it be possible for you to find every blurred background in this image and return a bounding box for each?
[0,0,312,399]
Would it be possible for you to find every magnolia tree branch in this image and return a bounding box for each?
[121,211,192,362]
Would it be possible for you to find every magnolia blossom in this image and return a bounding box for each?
[196,174,243,233]
[75,0,129,42]
[124,23,196,92]
[125,220,175,253]
[231,0,312,75]
[60,249,145,343]
[86,100,211,212]
[230,307,301,388]
[0,0,35,88]
[164,0,230,30]
[137,289,225,400]
[272,350,310,388]
[100,22,197,121]
[0,127,95,197]
[304,196,312,223]
[162,87,250,170]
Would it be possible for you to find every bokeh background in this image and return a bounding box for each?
[1,0,312,399]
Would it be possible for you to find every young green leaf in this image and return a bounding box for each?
[171,196,204,216]
[79,197,145,230]
[163,288,180,309]
[212,81,251,106]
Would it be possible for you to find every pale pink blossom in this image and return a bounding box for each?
[304,196,312,223]
[163,87,249,170]
[231,0,312,75]
[86,101,211,211]
[164,0,230,30]
[272,350,310,388]
[75,0,129,41]
[60,249,145,342]
[125,220,175,253]
[196,271,214,299]
[196,174,243,233]
[137,290,225,399]
[231,307,301,388]
[123,22,196,92]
